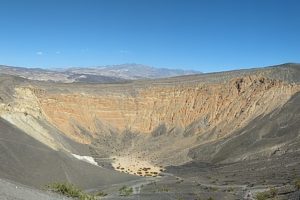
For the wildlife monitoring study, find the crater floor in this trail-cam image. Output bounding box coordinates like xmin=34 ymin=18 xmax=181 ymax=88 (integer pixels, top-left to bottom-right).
xmin=111 ymin=156 xmax=164 ymax=177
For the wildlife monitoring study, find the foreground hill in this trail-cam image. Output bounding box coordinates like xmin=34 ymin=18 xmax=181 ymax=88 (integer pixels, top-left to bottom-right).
xmin=0 ymin=63 xmax=300 ymax=199
xmin=0 ymin=112 xmax=137 ymax=189
xmin=0 ymin=178 xmax=71 ymax=200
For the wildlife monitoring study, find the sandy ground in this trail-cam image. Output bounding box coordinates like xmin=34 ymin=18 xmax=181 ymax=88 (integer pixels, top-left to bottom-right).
xmin=111 ymin=156 xmax=164 ymax=177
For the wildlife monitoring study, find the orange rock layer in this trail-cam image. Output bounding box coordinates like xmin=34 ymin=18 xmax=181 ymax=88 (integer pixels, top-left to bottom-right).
xmin=34 ymin=76 xmax=299 ymax=143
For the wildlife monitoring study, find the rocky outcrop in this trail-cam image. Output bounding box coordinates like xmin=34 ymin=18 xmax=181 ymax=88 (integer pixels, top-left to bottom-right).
xmin=0 ymin=87 xmax=65 ymax=150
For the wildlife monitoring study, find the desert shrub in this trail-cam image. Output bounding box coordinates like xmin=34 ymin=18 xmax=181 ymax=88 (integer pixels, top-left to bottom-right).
xmin=47 ymin=182 xmax=95 ymax=200
xmin=256 ymin=187 xmax=278 ymax=200
xmin=119 ymin=185 xmax=133 ymax=196
xmin=269 ymin=187 xmax=278 ymax=197
xmin=95 ymin=191 xmax=107 ymax=197
xmin=256 ymin=192 xmax=268 ymax=200
xmin=295 ymin=179 xmax=300 ymax=190
xmin=176 ymin=197 xmax=184 ymax=200
xmin=159 ymin=187 xmax=169 ymax=192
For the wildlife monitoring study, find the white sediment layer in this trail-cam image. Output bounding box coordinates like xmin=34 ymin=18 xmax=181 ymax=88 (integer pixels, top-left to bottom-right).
xmin=72 ymin=154 xmax=98 ymax=166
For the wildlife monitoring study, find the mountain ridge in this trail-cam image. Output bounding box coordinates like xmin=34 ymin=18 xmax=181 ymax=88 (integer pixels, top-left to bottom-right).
xmin=0 ymin=63 xmax=201 ymax=83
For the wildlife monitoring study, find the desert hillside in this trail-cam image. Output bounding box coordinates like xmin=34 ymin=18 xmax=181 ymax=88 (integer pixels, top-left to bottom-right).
xmin=0 ymin=63 xmax=300 ymax=199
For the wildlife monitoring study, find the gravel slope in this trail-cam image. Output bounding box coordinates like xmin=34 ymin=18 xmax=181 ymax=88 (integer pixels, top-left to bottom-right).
xmin=0 ymin=178 xmax=70 ymax=200
xmin=0 ymin=117 xmax=138 ymax=189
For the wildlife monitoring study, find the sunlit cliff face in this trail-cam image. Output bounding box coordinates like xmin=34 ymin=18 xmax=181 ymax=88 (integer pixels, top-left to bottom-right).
xmin=29 ymin=76 xmax=298 ymax=144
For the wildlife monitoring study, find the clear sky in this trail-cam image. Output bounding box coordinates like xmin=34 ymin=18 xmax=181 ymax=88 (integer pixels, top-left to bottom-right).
xmin=0 ymin=0 xmax=299 ymax=72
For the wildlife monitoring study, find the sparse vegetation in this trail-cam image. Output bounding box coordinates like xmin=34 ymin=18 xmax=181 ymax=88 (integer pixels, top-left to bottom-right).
xmin=255 ymin=187 xmax=278 ymax=200
xmin=158 ymin=186 xmax=169 ymax=192
xmin=295 ymin=178 xmax=300 ymax=190
xmin=176 ymin=196 xmax=184 ymax=200
xmin=255 ymin=192 xmax=268 ymax=200
xmin=46 ymin=182 xmax=96 ymax=200
xmin=176 ymin=179 xmax=184 ymax=184
xmin=269 ymin=187 xmax=278 ymax=197
xmin=95 ymin=191 xmax=107 ymax=197
xmin=119 ymin=185 xmax=133 ymax=196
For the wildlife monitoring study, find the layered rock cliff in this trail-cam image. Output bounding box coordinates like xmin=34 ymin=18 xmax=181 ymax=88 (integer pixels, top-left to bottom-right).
xmin=30 ymin=75 xmax=299 ymax=145
xmin=1 ymin=67 xmax=300 ymax=166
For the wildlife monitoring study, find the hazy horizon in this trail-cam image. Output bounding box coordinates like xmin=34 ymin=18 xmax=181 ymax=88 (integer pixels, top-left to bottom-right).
xmin=0 ymin=0 xmax=299 ymax=72
xmin=2 ymin=62 xmax=299 ymax=74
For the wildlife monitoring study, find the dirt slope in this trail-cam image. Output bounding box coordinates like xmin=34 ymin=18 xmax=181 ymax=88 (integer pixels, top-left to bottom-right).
xmin=0 ymin=117 xmax=137 ymax=189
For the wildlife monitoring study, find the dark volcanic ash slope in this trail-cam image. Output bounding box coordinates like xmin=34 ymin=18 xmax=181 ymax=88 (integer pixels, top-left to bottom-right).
xmin=163 ymin=92 xmax=300 ymax=199
xmin=0 ymin=178 xmax=71 ymax=200
xmin=189 ymin=91 xmax=300 ymax=164
xmin=0 ymin=117 xmax=137 ymax=189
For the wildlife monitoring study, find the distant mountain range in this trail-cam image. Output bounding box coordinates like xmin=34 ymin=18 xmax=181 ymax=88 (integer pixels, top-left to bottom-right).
xmin=0 ymin=64 xmax=200 ymax=83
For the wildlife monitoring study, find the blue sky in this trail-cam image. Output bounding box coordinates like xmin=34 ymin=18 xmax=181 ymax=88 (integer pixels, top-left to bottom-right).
xmin=0 ymin=0 xmax=299 ymax=72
